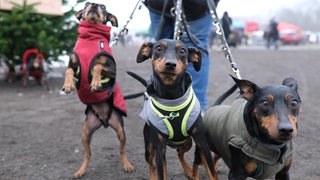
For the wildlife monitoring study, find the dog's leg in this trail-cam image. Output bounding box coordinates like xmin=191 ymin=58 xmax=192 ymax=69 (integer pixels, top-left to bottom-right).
xmin=143 ymin=124 xmax=157 ymax=180
xmin=153 ymin=132 xmax=167 ymax=180
xmin=192 ymin=146 xmax=218 ymax=180
xmin=191 ymin=120 xmax=218 ymax=180
xmin=73 ymin=112 xmax=102 ymax=178
xmin=192 ymin=148 xmax=201 ymax=180
xmin=33 ymin=59 xmax=44 ymax=86
xmin=63 ymin=54 xmax=78 ymax=93
xmin=146 ymin=125 xmax=167 ymax=180
xmin=177 ymin=138 xmax=193 ymax=179
xmin=23 ymin=72 xmax=29 ymax=88
xmin=90 ymin=64 xmax=104 ymax=91
xmin=35 ymin=75 xmax=42 ymax=85
xmin=34 ymin=72 xmax=45 ymax=87
xmin=155 ymin=143 xmax=167 ymax=180
xmin=213 ymin=154 xmax=221 ymax=174
xmin=90 ymin=55 xmax=116 ymax=92
xmin=275 ymin=167 xmax=290 ymax=180
xmin=63 ymin=68 xmax=75 ymax=93
xmin=39 ymin=70 xmax=50 ymax=91
xmin=275 ymin=155 xmax=292 ymax=180
xmin=228 ymin=146 xmax=250 ymax=180
xmin=108 ymin=110 xmax=134 ymax=172
xmin=42 ymin=75 xmax=50 ymax=91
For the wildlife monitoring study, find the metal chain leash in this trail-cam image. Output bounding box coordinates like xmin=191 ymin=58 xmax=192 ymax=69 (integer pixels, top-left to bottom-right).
xmin=171 ymin=0 xmax=207 ymax=52
xmin=109 ymin=0 xmax=143 ymax=47
xmin=110 ymin=0 xmax=241 ymax=79
xmin=206 ymin=0 xmax=242 ymax=79
xmin=172 ymin=0 xmax=183 ymax=40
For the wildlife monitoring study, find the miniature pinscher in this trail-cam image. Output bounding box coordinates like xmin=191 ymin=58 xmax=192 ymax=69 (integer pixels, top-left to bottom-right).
xmin=129 ymin=39 xmax=218 ymax=179
xmin=197 ymin=76 xmax=301 ymax=179
xmin=61 ymin=2 xmax=134 ymax=178
xmin=21 ymin=48 xmax=49 ymax=90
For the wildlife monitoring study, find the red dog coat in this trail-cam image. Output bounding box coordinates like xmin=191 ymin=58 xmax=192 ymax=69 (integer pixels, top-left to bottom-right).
xmin=21 ymin=48 xmax=45 ymax=78
xmin=74 ymin=20 xmax=126 ymax=116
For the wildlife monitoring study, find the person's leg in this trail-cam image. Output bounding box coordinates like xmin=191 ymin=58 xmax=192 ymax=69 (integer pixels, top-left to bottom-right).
xmin=274 ymin=39 xmax=279 ymax=50
xmin=183 ymin=15 xmax=212 ymax=112
xmin=149 ymin=11 xmax=174 ymax=40
xmin=266 ymin=37 xmax=271 ymax=49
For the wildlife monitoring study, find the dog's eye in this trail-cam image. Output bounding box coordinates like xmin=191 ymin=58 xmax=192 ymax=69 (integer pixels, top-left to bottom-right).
xmin=178 ymin=48 xmax=187 ymax=56
xmin=85 ymin=2 xmax=90 ymax=7
xmin=260 ymin=100 xmax=270 ymax=108
xmin=100 ymin=4 xmax=106 ymax=10
xmin=155 ymin=46 xmax=163 ymax=52
xmin=290 ymin=99 xmax=299 ymax=108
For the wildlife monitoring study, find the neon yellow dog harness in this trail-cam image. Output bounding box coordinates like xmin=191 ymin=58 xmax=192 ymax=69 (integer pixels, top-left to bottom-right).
xmin=140 ymin=86 xmax=201 ymax=147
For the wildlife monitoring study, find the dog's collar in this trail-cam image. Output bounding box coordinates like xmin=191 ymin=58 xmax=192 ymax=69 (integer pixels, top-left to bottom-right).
xmin=78 ymin=20 xmax=111 ymax=42
xmin=230 ymin=107 xmax=294 ymax=166
xmin=79 ymin=20 xmax=110 ymax=30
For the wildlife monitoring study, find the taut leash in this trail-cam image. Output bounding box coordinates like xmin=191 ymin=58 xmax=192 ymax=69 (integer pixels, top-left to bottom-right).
xmin=206 ymin=0 xmax=242 ymax=79
xmin=109 ymin=0 xmax=143 ymax=47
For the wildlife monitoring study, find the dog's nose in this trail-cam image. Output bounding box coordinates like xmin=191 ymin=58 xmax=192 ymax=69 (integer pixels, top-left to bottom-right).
xmin=279 ymin=124 xmax=293 ymax=136
xmin=165 ymin=61 xmax=177 ymax=69
xmin=91 ymin=3 xmax=98 ymax=8
xmin=165 ymin=60 xmax=176 ymax=69
xmin=279 ymin=127 xmax=293 ymax=133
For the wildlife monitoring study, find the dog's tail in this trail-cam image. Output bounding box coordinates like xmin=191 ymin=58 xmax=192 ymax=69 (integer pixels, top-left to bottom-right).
xmin=213 ymin=84 xmax=238 ymax=106
xmin=123 ymin=71 xmax=147 ymax=100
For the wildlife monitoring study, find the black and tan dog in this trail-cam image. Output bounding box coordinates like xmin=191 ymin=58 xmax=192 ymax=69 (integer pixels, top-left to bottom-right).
xmin=195 ymin=76 xmax=301 ymax=179
xmin=129 ymin=39 xmax=217 ymax=179
xmin=21 ymin=48 xmax=49 ymax=90
xmin=62 ymin=2 xmax=134 ymax=178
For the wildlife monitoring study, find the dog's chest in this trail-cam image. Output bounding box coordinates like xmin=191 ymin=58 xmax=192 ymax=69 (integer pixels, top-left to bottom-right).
xmin=140 ymin=86 xmax=201 ymax=144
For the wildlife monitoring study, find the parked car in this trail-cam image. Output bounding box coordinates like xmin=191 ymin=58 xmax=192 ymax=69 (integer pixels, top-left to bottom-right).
xmin=277 ymin=22 xmax=303 ymax=45
xmin=279 ymin=29 xmax=303 ymax=45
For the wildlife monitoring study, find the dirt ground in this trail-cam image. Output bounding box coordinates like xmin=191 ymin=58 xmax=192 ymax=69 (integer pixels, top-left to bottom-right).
xmin=1 ymin=44 xmax=320 ymax=180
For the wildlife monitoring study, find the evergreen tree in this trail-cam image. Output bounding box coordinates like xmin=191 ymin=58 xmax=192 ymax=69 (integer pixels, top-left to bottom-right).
xmin=0 ymin=0 xmax=86 ymax=68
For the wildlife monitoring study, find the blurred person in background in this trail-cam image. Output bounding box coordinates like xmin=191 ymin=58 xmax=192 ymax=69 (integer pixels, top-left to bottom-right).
xmin=221 ymin=11 xmax=233 ymax=45
xmin=266 ymin=17 xmax=279 ymax=49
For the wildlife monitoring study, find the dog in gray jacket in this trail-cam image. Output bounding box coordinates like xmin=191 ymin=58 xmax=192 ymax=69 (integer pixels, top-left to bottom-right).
xmin=195 ymin=76 xmax=301 ymax=180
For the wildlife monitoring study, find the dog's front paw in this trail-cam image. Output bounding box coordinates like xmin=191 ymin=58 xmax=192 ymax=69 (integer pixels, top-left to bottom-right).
xmin=123 ymin=161 xmax=134 ymax=173
xmin=90 ymin=78 xmax=101 ymax=92
xmin=188 ymin=176 xmax=199 ymax=180
xmin=73 ymin=170 xmax=85 ymax=178
xmin=90 ymin=64 xmax=104 ymax=92
xmin=62 ymin=69 xmax=75 ymax=94
xmin=62 ymin=79 xmax=75 ymax=94
xmin=185 ymin=173 xmax=194 ymax=180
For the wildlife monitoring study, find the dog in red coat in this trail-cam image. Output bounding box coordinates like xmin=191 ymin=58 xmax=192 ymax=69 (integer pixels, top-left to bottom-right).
xmin=61 ymin=2 xmax=134 ymax=178
xmin=21 ymin=48 xmax=49 ymax=90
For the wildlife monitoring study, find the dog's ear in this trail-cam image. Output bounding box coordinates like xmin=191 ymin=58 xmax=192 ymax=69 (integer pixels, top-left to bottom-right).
xmin=282 ymin=77 xmax=298 ymax=92
xmin=282 ymin=77 xmax=301 ymax=101
xmin=75 ymin=9 xmax=84 ymax=21
xmin=106 ymin=13 xmax=118 ymax=27
xmin=231 ymin=75 xmax=259 ymax=100
xmin=136 ymin=42 xmax=154 ymax=63
xmin=188 ymin=47 xmax=202 ymax=71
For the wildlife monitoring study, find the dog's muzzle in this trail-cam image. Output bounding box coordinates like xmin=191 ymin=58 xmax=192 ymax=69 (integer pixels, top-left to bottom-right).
xmin=165 ymin=59 xmax=177 ymax=70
